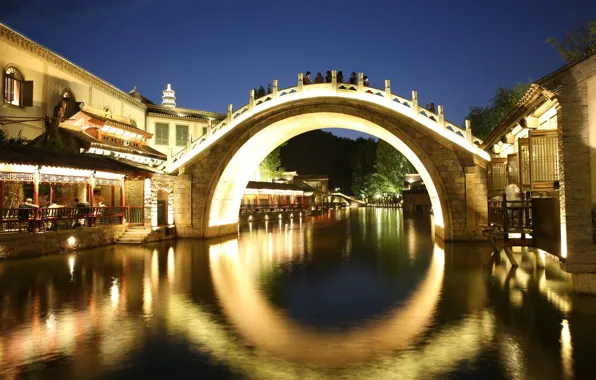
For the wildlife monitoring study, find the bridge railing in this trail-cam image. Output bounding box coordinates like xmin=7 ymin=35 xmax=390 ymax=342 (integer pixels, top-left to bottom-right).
xmin=169 ymin=71 xmax=486 ymax=170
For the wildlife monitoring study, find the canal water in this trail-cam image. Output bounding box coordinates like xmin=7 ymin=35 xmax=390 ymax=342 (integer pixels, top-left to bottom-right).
xmin=1 ymin=208 xmax=595 ymax=379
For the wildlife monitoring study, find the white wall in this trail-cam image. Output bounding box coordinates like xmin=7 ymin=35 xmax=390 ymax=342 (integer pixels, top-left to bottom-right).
xmin=0 ymin=38 xmax=146 ymax=140
xmin=146 ymin=115 xmax=210 ymax=156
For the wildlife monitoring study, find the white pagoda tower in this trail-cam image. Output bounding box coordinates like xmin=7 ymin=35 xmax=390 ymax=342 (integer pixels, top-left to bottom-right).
xmin=161 ymin=84 xmax=176 ymax=108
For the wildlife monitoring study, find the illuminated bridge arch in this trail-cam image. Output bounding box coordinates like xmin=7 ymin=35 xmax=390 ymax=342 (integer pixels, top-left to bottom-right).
xmin=169 ymin=72 xmax=489 ymax=240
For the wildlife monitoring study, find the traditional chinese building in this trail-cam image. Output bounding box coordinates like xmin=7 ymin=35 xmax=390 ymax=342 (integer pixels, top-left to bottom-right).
xmin=402 ymin=174 xmax=431 ymax=214
xmin=481 ymin=48 xmax=596 ymax=293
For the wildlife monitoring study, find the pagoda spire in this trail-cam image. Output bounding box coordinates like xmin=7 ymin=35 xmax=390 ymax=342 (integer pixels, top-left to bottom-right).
xmin=161 ymin=84 xmax=176 ymax=108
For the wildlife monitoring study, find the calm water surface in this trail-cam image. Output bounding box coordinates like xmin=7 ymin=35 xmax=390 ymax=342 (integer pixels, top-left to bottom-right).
xmin=1 ymin=208 xmax=595 ymax=379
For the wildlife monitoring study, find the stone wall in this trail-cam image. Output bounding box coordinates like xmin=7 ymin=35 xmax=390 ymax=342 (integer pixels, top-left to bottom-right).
xmin=180 ymin=98 xmax=489 ymax=241
xmin=540 ymin=52 xmax=596 ymax=293
xmin=0 ymin=224 xmax=126 ymax=260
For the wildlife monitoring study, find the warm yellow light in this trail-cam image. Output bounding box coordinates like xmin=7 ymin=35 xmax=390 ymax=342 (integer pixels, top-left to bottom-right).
xmin=67 ymin=236 xmax=76 ymax=247
xmin=110 ymin=279 xmax=120 ymax=307
xmin=168 ymin=82 xmax=489 ymax=174
xmin=68 ymin=255 xmax=75 ymax=276
xmin=206 ymin=113 xmax=447 ymax=239
xmin=561 ymin=319 xmax=573 ymax=379
xmin=560 ymin=223 xmax=567 ymax=259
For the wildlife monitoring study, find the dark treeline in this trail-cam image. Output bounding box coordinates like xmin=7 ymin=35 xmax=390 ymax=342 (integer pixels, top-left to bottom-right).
xmin=279 ymin=130 xmax=358 ymax=193
xmin=279 ymin=130 xmax=414 ymax=199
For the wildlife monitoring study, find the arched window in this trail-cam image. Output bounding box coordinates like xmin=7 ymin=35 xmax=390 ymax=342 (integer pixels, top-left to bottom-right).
xmin=4 ymin=66 xmax=32 ymax=107
xmin=61 ymin=89 xmax=81 ymax=118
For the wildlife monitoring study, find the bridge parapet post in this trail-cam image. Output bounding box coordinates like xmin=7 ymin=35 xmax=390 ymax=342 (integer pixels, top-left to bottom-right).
xmin=332 ymin=70 xmax=337 ymax=91
xmin=438 ymin=105 xmax=445 ymax=129
xmin=207 ymin=118 xmax=213 ymax=138
xmin=297 ymin=73 xmax=304 ymax=93
xmin=249 ymin=89 xmax=255 ymax=111
xmin=465 ymin=120 xmax=472 ymax=143
xmin=186 ymin=134 xmax=191 ymax=152
xmin=412 ymin=90 xmax=419 ymax=114
xmin=358 ymin=72 xmax=364 ymax=91
xmin=272 ymin=80 xmax=278 ymax=97
xmin=385 ymin=79 xmax=391 ymax=98
xmin=227 ymin=104 xmax=233 ymax=125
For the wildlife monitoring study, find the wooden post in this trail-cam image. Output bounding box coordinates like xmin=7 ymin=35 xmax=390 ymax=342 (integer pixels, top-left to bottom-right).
xmin=503 ymin=192 xmax=508 ymax=242
xmin=33 ymin=169 xmax=39 ymax=206
xmin=121 ymin=178 xmax=126 ymax=207
xmin=49 ymin=184 xmax=54 ymax=203
xmin=111 ymin=185 xmax=116 ymax=207
xmin=0 ymin=180 xmax=3 ymax=224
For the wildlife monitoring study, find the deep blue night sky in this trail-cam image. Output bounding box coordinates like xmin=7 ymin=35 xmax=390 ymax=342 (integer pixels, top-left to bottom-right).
xmin=3 ymin=0 xmax=595 ymax=139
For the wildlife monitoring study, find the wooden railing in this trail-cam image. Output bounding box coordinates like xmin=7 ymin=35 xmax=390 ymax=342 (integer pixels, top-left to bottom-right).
xmin=0 ymin=206 xmax=145 ymax=233
xmin=239 ymin=204 xmax=304 ymax=213
xmin=168 ymin=71 xmax=488 ymax=172
xmin=126 ymin=206 xmax=145 ymax=226
xmin=487 ymin=193 xmax=533 ymax=242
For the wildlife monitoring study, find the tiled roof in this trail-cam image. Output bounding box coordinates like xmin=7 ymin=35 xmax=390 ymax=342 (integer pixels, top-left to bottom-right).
xmin=91 ymin=141 xmax=167 ymax=160
xmin=0 ymin=144 xmax=153 ymax=176
xmin=57 ymin=123 xmax=167 ymax=160
xmin=77 ymin=107 xmax=152 ymax=137
xmin=147 ymin=104 xmax=225 ymax=122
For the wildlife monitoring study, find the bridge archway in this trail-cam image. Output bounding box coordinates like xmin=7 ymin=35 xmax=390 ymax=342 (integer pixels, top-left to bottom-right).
xmin=210 ymin=112 xmax=449 ymax=237
xmin=178 ymin=93 xmax=488 ymax=241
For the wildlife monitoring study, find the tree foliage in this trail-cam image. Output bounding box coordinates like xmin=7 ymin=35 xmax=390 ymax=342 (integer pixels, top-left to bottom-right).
xmin=259 ymin=143 xmax=287 ymax=182
xmin=465 ymin=82 xmax=531 ymax=139
xmin=546 ymin=21 xmax=596 ymax=62
xmin=359 ymin=173 xmax=396 ymax=200
xmin=351 ymin=139 xmax=417 ymax=200
xmin=374 ymin=140 xmax=416 ymax=193
xmin=0 ymin=129 xmax=30 ymax=145
xmin=350 ymin=137 xmax=377 ymax=195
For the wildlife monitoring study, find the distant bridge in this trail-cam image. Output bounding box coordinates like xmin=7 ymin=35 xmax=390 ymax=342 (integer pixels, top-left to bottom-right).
xmin=329 ymin=192 xmax=366 ymax=206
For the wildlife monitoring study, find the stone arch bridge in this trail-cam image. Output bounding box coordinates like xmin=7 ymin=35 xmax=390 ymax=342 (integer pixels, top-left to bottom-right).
xmin=169 ymin=72 xmax=490 ymax=241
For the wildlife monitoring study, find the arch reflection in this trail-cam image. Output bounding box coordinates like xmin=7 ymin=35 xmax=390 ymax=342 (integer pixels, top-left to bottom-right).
xmin=208 ymin=236 xmax=446 ymax=366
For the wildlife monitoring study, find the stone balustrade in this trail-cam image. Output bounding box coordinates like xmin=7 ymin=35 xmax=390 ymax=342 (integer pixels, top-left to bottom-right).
xmin=168 ymin=71 xmax=488 ymax=173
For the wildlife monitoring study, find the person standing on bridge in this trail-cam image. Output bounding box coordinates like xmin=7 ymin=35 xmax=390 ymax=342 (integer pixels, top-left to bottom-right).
xmin=348 ymin=72 xmax=357 ymax=85
xmin=303 ymin=71 xmax=312 ymax=85
xmin=315 ymin=73 xmax=324 ymax=83
xmin=337 ymin=71 xmax=344 ymax=83
xmin=325 ymin=71 xmax=332 ymax=83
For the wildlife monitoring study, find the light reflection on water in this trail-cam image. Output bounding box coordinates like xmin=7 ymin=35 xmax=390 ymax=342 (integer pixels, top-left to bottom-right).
xmin=0 ymin=208 xmax=593 ymax=379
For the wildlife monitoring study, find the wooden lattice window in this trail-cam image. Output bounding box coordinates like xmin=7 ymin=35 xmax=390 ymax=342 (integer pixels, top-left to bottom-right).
xmin=531 ymin=131 xmax=559 ymax=184
xmin=518 ymin=131 xmax=559 ymax=191
xmin=518 ymin=139 xmax=530 ymax=189
xmin=489 ymin=158 xmax=507 ymax=196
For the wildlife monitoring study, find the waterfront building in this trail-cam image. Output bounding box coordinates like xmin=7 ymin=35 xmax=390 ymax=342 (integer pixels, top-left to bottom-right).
xmin=481 ymin=48 xmax=596 ymax=292
xmin=402 ymin=173 xmax=431 ymax=214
